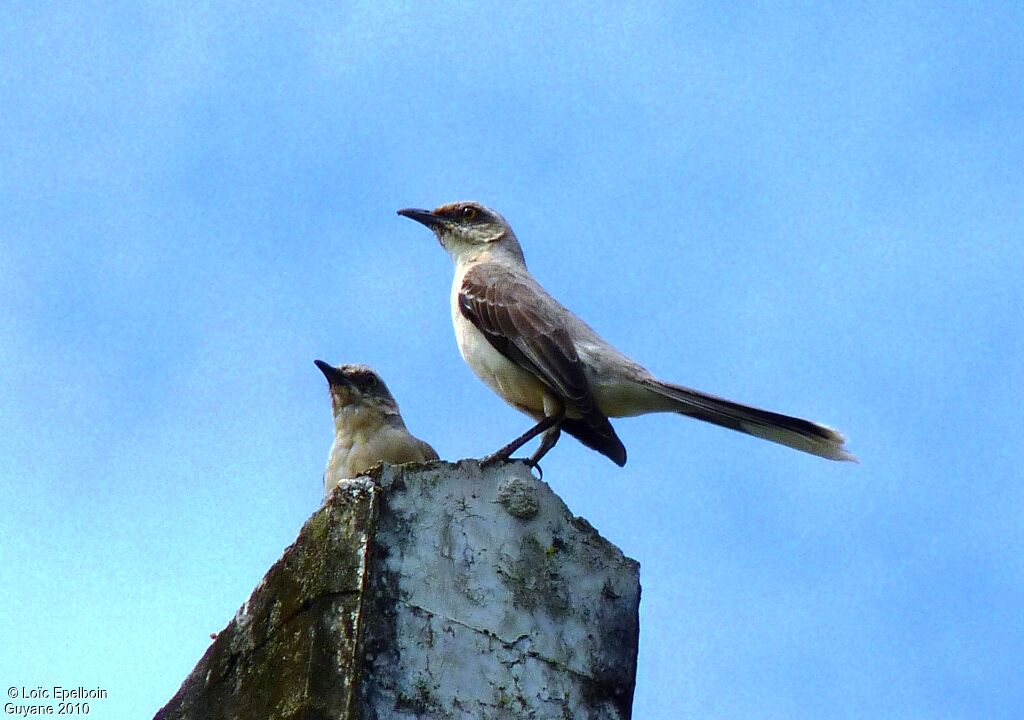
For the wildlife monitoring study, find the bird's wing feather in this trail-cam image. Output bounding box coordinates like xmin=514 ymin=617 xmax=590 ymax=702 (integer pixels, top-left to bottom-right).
xmin=459 ymin=264 xmax=626 ymax=465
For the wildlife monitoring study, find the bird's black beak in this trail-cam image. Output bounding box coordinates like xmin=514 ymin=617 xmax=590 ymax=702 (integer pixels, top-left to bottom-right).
xmin=397 ymin=207 xmax=444 ymax=229
xmin=314 ymin=359 xmax=348 ymax=387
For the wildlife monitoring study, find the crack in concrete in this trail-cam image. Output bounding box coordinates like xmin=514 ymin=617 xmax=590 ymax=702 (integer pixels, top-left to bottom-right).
xmin=400 ymin=600 xmax=603 ymax=685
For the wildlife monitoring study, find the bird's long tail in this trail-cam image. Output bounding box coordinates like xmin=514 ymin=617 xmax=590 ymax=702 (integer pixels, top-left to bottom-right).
xmin=643 ymin=379 xmax=857 ymax=462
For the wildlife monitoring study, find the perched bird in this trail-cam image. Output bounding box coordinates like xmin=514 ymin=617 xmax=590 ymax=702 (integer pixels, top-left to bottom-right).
xmin=397 ymin=201 xmax=855 ymax=468
xmin=315 ymin=360 xmax=438 ymax=496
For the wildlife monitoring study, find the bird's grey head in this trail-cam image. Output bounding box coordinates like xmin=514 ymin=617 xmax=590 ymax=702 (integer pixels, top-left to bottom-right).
xmin=397 ymin=201 xmax=525 ymax=264
xmin=314 ymin=360 xmax=399 ymax=416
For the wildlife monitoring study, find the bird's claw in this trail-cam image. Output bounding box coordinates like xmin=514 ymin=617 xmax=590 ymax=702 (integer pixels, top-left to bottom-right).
xmin=479 ymin=453 xmax=543 ymax=480
xmin=526 ymin=458 xmax=544 ymax=480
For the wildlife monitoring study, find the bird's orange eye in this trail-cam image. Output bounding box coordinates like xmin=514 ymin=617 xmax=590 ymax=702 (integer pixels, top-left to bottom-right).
xmin=461 ymin=206 xmax=477 ymax=221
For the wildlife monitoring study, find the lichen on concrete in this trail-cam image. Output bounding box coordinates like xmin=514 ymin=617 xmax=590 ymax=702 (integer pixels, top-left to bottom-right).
xmin=154 ymin=478 xmax=380 ymax=720
xmin=497 ymin=476 xmax=540 ymax=519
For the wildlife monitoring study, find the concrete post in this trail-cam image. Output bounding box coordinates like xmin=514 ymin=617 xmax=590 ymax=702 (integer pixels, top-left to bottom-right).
xmin=155 ymin=461 xmax=640 ymax=720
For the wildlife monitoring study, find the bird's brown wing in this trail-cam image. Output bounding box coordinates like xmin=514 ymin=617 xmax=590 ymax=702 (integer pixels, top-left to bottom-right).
xmin=459 ymin=263 xmax=626 ymax=465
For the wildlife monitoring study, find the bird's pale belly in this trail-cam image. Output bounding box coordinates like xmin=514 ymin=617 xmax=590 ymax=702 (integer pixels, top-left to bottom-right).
xmin=326 ymin=425 xmax=430 ymax=492
xmin=452 ymin=311 xmax=554 ymax=418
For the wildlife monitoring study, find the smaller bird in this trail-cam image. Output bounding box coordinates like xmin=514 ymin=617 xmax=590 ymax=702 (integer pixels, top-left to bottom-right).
xmin=315 ymin=360 xmax=438 ymax=497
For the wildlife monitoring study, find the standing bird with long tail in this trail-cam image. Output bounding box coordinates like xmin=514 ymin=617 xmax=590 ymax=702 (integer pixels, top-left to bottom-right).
xmin=398 ymin=201 xmax=855 ymax=470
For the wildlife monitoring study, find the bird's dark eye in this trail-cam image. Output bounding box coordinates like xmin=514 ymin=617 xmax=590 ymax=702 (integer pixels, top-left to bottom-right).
xmin=461 ymin=206 xmax=478 ymax=221
xmin=365 ymin=375 xmax=379 ymax=388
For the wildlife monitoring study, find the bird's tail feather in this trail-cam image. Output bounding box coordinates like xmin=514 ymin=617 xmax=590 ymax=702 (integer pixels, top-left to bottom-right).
xmin=644 ymin=379 xmax=857 ymax=462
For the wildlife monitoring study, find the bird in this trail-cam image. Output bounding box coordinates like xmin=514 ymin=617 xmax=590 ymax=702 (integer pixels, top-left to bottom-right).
xmin=315 ymin=360 xmax=439 ymax=497
xmin=397 ymin=201 xmax=855 ymax=469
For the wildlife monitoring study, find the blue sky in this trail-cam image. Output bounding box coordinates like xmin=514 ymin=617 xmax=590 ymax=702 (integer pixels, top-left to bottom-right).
xmin=2 ymin=2 xmax=1022 ymax=717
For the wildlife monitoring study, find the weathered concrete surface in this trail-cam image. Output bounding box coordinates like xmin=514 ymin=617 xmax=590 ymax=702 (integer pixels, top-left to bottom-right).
xmin=154 ymin=478 xmax=379 ymax=720
xmin=155 ymin=461 xmax=640 ymax=720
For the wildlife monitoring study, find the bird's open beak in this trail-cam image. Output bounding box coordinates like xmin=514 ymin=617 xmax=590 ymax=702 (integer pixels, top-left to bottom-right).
xmin=397 ymin=207 xmax=444 ymax=229
xmin=314 ymin=359 xmax=348 ymax=387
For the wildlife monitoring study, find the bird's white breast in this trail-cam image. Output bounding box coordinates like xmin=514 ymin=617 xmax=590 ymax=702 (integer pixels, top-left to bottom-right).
xmin=325 ymin=408 xmax=432 ymax=495
xmin=450 ymin=263 xmax=551 ymax=417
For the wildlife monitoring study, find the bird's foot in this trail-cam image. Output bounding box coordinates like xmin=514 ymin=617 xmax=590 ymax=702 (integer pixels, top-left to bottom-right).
xmin=479 ymin=452 xmax=543 ymax=479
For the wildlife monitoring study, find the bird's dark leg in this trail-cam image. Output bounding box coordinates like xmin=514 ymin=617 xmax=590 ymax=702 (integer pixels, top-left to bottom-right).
xmin=524 ymin=425 xmax=562 ymax=480
xmin=481 ymin=411 xmax=565 ymax=468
